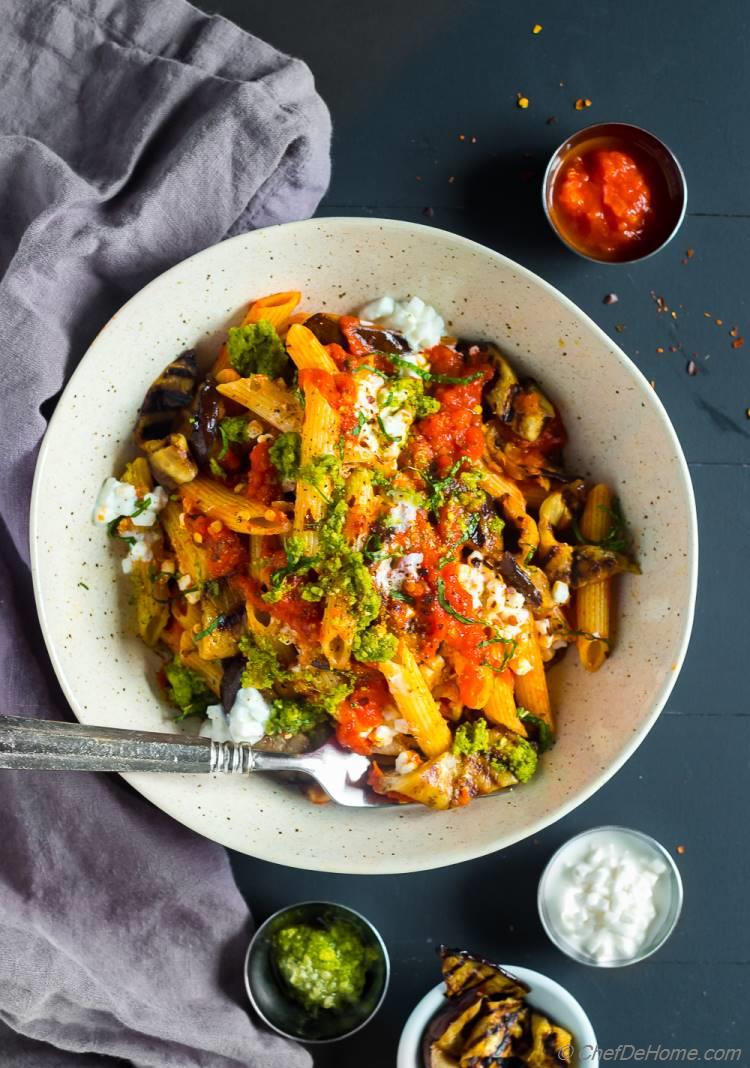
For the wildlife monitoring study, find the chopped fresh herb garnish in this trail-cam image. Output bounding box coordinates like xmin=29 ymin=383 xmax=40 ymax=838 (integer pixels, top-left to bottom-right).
xmin=353 ymin=410 xmax=367 ymax=436
xmin=564 ymin=627 xmax=611 ymax=646
xmin=362 ymin=534 xmax=396 ymax=564
xmin=573 ymin=498 xmax=632 ymax=555
xmin=517 ymin=708 xmax=555 ymax=752
xmin=387 ymin=352 xmax=484 ymax=385
xmin=195 ymin=613 xmax=229 ymax=641
xmin=208 ymin=458 xmax=225 ymax=479
xmin=77 ymin=581 xmax=89 ymax=590
xmin=390 ymin=589 xmax=414 ymax=604
xmin=131 ymin=496 xmax=152 ymax=518
xmin=436 ymin=576 xmax=484 ymax=626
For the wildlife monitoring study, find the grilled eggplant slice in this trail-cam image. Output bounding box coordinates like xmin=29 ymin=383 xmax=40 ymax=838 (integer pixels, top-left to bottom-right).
xmin=539 ymin=490 xmax=639 ymax=589
xmin=189 ymin=379 xmax=222 ymax=466
xmin=372 ymin=748 xmax=518 ymax=809
xmin=494 ymin=552 xmax=542 ymax=607
xmin=439 ymin=948 xmax=530 ymax=1001
xmin=146 ymin=432 xmax=198 ymax=489
xmin=423 ymin=990 xmax=485 ymax=1065
xmin=134 ymin=351 xmax=198 ymax=448
xmin=527 ymin=1012 xmax=574 ymax=1066
xmin=460 ymin=997 xmax=528 ymax=1066
xmin=304 ymin=312 xmax=346 ymax=347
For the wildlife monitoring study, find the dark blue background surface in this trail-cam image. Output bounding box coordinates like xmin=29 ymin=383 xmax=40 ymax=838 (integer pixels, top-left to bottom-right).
xmin=206 ymin=2 xmax=749 ymax=1063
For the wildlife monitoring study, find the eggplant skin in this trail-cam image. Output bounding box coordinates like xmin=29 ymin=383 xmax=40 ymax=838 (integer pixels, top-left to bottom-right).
xmin=189 ymin=380 xmax=222 ymax=466
xmin=304 ymin=312 xmax=345 ymax=347
xmin=438 ymin=947 xmax=530 ymax=1001
xmin=422 ymin=990 xmax=484 ymax=1067
xmin=134 ymin=351 xmax=198 ymax=448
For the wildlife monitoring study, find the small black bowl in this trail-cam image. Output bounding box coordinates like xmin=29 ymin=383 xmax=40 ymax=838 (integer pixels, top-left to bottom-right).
xmin=244 ymin=901 xmax=390 ymax=1043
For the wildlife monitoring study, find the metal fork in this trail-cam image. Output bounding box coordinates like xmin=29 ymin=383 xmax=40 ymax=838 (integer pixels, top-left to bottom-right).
xmin=0 ymin=716 xmax=386 ymax=807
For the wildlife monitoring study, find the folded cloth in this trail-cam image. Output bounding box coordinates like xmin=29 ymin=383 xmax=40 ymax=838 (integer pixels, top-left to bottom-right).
xmin=0 ymin=0 xmax=330 ymax=1063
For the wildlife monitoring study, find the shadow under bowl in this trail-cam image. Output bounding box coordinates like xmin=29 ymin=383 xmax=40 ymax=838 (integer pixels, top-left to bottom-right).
xmin=244 ymin=900 xmax=390 ymax=1043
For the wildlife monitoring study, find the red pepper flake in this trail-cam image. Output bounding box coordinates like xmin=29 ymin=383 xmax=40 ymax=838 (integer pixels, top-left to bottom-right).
xmin=650 ymin=291 xmax=669 ymax=313
xmin=458 ymin=134 xmax=465 ymax=141
xmin=656 ymin=346 xmax=665 ymax=354
xmin=676 ymin=845 xmax=686 ymax=855
xmin=575 ymin=98 xmax=592 ymax=110
xmin=686 ymin=360 xmax=698 ymax=376
xmin=603 ymin=292 xmax=619 ymax=305
xmin=715 ymin=318 xmax=723 ymax=326
xmin=730 ymin=326 xmax=739 ymax=337
xmin=732 ymin=337 xmax=745 ymax=349
xmin=615 ymin=324 xmax=625 ymax=333
xmin=686 ymin=248 xmax=694 ymax=258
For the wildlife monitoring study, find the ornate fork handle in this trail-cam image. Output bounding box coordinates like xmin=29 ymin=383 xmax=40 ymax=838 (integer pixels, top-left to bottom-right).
xmin=0 ymin=715 xmax=307 ymax=777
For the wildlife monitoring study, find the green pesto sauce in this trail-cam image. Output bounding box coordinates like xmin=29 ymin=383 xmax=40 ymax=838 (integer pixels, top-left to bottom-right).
xmin=273 ymin=920 xmax=376 ymax=1013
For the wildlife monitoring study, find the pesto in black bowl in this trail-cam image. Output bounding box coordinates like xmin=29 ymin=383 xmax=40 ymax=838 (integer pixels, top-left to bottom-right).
xmin=245 ymin=901 xmax=390 ymax=1043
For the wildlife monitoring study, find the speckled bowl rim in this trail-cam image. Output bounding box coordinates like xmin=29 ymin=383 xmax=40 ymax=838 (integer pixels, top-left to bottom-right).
xmin=29 ymin=217 xmax=698 ymax=873
xmin=396 ymin=966 xmax=597 ymax=1068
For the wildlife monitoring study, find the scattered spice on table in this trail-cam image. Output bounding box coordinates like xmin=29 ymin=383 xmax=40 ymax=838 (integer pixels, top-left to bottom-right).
xmin=686 ymin=360 xmax=697 ymax=376
xmin=676 ymin=845 xmax=686 ymax=855
xmin=517 ymin=93 xmax=529 ymax=109
xmin=745 ymin=408 xmax=750 ymax=419
xmin=448 ymin=175 xmax=455 ymax=183
xmin=656 ymin=346 xmax=664 ymax=354
xmin=575 ymin=98 xmax=592 ymax=110
xmin=422 ymin=206 xmax=434 ymax=218
xmin=732 ymin=337 xmax=745 ymax=349
xmin=730 ymin=326 xmax=739 ymax=337
xmin=458 ymin=133 xmax=465 ymax=141
xmin=532 ymin=23 xmax=543 ymax=33
xmin=651 ymin=291 xmax=669 ymax=313
xmin=470 ymin=136 xmax=477 ymax=143
xmin=715 ymin=318 xmax=723 ymax=326
xmin=615 ymin=324 xmax=625 ymax=332
xmin=603 ymin=292 xmax=619 ymax=305
xmin=546 ymin=115 xmax=558 ymax=125
xmin=681 ymin=248 xmax=695 ymax=264
xmin=669 ymin=344 xmax=680 ymax=352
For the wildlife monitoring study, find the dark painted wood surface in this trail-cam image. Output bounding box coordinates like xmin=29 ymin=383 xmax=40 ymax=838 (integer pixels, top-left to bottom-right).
xmin=203 ymin=2 xmax=750 ymax=1063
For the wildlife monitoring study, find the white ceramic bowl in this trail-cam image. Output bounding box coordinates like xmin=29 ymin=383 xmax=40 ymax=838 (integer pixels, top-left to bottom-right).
xmin=397 ymin=966 xmax=596 ymax=1068
xmin=30 ymin=217 xmax=697 ymax=874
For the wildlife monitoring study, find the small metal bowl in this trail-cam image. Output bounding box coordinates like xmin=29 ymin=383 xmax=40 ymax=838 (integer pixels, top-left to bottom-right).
xmin=542 ymin=122 xmax=687 ymax=263
xmin=244 ymin=900 xmax=390 ymax=1043
xmin=538 ymin=826 xmax=684 ymax=967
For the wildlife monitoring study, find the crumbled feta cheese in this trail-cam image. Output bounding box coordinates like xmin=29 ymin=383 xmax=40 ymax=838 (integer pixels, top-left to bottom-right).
xmin=513 ymin=658 xmax=532 ymax=676
xmin=121 ymin=531 xmax=160 ymax=574
xmin=369 ymin=724 xmax=396 ymax=748
xmin=456 ymin=563 xmax=485 ymax=611
xmin=199 ymin=687 xmax=272 ymax=745
xmin=395 ymin=750 xmax=422 ymax=775
xmin=359 ymin=295 xmax=445 ymax=351
xmin=552 ymin=580 xmax=570 ymax=604
xmin=93 ymin=477 xmax=167 ymax=527
xmin=372 ymin=553 xmax=423 ymax=594
xmin=385 ymin=499 xmax=419 ymax=533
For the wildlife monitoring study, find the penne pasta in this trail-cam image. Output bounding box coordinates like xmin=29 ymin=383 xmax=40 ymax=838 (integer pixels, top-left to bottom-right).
xmin=320 ymin=592 xmax=357 ymax=670
xmin=576 ymin=483 xmax=613 ymax=672
xmin=378 ymin=642 xmax=452 ymax=758
xmin=513 ymin=621 xmax=553 ymax=729
xmin=285 ymin=323 xmax=338 ymax=373
xmin=216 ymin=375 xmax=302 ymax=432
xmin=484 ymin=671 xmax=528 ymax=736
xmin=294 ymin=383 xmax=339 ymax=554
xmin=161 ymin=501 xmax=208 ymax=588
xmin=243 ymin=291 xmax=301 ymax=332
xmin=184 ymin=477 xmax=290 ymax=535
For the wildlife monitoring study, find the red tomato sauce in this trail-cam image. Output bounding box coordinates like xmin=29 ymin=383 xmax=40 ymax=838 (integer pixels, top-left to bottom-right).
xmin=245 ymin=440 xmax=280 ymax=506
xmin=298 ymin=367 xmax=358 ymax=433
xmin=550 ymin=136 xmax=675 ymax=261
xmin=335 ymin=676 xmax=391 ymax=754
xmin=403 ymin=345 xmax=491 ymax=475
xmin=182 ymin=514 xmax=247 ymax=579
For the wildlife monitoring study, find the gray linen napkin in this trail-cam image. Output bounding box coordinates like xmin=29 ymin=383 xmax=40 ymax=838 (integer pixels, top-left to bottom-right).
xmin=0 ymin=0 xmax=331 ymax=1063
